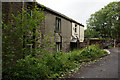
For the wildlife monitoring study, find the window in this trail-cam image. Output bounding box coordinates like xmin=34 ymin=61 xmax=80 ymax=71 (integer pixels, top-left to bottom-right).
xmin=75 ymin=24 xmax=77 ymax=33
xmin=56 ymin=42 xmax=61 ymax=51
xmin=26 ymin=44 xmax=33 ymax=53
xmin=27 ymin=44 xmax=33 ymax=49
xmin=27 ymin=4 xmax=33 ymax=18
xmin=27 ymin=9 xmax=32 ymax=18
xmin=55 ymin=17 xmax=61 ymax=32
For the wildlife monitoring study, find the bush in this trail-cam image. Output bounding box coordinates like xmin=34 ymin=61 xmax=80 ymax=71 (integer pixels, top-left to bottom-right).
xmin=3 ymin=55 xmax=52 ymax=80
xmin=40 ymin=52 xmax=76 ymax=78
xmin=80 ymin=45 xmax=107 ymax=60
xmin=68 ymin=50 xmax=82 ymax=62
xmin=3 ymin=45 xmax=107 ymax=79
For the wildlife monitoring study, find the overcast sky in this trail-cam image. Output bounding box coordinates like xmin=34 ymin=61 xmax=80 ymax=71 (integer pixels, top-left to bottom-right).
xmin=36 ymin=0 xmax=119 ymax=29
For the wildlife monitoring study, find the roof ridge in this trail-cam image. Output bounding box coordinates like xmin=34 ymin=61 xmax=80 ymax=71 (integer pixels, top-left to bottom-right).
xmin=36 ymin=2 xmax=84 ymax=26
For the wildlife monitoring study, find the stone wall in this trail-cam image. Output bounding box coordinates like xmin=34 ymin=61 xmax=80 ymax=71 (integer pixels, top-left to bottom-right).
xmin=2 ymin=2 xmax=77 ymax=52
xmin=2 ymin=2 xmax=23 ymax=23
xmin=44 ymin=11 xmax=72 ymax=52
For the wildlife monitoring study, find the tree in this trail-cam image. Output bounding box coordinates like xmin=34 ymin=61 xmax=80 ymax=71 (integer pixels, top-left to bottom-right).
xmin=86 ymin=2 xmax=120 ymax=39
xmin=84 ymin=27 xmax=100 ymax=38
xmin=2 ymin=4 xmax=47 ymax=74
xmin=2 ymin=4 xmax=56 ymax=79
xmin=3 ymin=5 xmax=45 ymax=56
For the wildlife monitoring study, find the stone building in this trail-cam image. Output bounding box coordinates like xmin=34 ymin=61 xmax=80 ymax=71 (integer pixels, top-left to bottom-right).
xmin=2 ymin=2 xmax=84 ymax=52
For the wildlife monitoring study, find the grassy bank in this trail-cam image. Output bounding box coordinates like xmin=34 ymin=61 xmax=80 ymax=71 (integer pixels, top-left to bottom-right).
xmin=3 ymin=45 xmax=108 ymax=80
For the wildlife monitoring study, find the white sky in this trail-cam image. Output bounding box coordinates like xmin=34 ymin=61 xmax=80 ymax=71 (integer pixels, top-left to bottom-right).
xmin=36 ymin=0 xmax=119 ymax=29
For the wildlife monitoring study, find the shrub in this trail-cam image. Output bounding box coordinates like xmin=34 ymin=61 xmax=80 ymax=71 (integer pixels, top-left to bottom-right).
xmin=68 ymin=50 xmax=82 ymax=62
xmin=3 ymin=45 xmax=107 ymax=79
xmin=5 ymin=55 xmax=52 ymax=80
xmin=40 ymin=52 xmax=76 ymax=78
xmin=80 ymin=44 xmax=107 ymax=60
xmin=57 ymin=53 xmax=76 ymax=72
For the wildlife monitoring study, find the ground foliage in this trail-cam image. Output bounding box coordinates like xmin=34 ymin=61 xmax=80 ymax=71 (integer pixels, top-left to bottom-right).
xmin=2 ymin=5 xmax=54 ymax=79
xmin=3 ymin=45 xmax=108 ymax=80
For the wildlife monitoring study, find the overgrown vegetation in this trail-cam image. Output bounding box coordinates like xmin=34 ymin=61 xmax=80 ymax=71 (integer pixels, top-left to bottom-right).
xmin=2 ymin=5 xmax=54 ymax=79
xmin=3 ymin=45 xmax=108 ymax=79
xmin=2 ymin=3 xmax=108 ymax=80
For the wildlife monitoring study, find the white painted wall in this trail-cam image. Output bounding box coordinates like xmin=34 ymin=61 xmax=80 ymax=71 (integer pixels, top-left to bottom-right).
xmin=71 ymin=22 xmax=84 ymax=42
xmin=72 ymin=22 xmax=79 ymax=39
xmin=79 ymin=26 xmax=84 ymax=42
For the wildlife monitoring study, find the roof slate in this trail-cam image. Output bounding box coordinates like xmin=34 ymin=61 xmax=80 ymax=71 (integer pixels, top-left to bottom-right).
xmin=36 ymin=2 xmax=84 ymax=27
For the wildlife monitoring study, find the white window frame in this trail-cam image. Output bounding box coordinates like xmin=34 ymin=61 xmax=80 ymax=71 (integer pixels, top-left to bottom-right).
xmin=75 ymin=24 xmax=77 ymax=33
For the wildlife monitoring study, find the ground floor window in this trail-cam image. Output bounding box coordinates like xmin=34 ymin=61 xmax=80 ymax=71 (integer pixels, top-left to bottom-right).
xmin=56 ymin=42 xmax=61 ymax=51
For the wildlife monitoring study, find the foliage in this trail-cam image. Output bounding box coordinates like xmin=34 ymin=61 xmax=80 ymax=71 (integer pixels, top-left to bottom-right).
xmin=2 ymin=3 xmax=108 ymax=80
xmin=68 ymin=44 xmax=107 ymax=61
xmin=2 ymin=5 xmax=45 ymax=60
xmin=80 ymin=45 xmax=107 ymax=60
xmin=3 ymin=55 xmax=52 ymax=80
xmin=86 ymin=2 xmax=120 ymax=39
xmin=2 ymin=5 xmax=55 ymax=79
xmin=3 ymin=45 xmax=107 ymax=79
xmin=84 ymin=27 xmax=100 ymax=38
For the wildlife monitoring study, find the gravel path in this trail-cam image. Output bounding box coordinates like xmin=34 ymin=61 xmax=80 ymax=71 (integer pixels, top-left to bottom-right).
xmin=63 ymin=48 xmax=119 ymax=78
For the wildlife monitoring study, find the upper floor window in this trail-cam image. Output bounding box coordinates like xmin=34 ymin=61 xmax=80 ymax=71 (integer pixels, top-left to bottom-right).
xmin=55 ymin=17 xmax=61 ymax=32
xmin=75 ymin=24 xmax=77 ymax=33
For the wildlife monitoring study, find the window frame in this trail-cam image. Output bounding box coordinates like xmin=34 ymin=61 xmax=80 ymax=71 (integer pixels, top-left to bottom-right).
xmin=27 ymin=9 xmax=33 ymax=18
xmin=27 ymin=3 xmax=33 ymax=19
xmin=56 ymin=42 xmax=61 ymax=51
xmin=75 ymin=24 xmax=77 ymax=33
xmin=55 ymin=17 xmax=61 ymax=33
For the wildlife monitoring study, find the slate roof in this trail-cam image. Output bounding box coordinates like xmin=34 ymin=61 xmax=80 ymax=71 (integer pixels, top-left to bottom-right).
xmin=25 ymin=0 xmax=84 ymax=26
xmin=36 ymin=2 xmax=84 ymax=27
